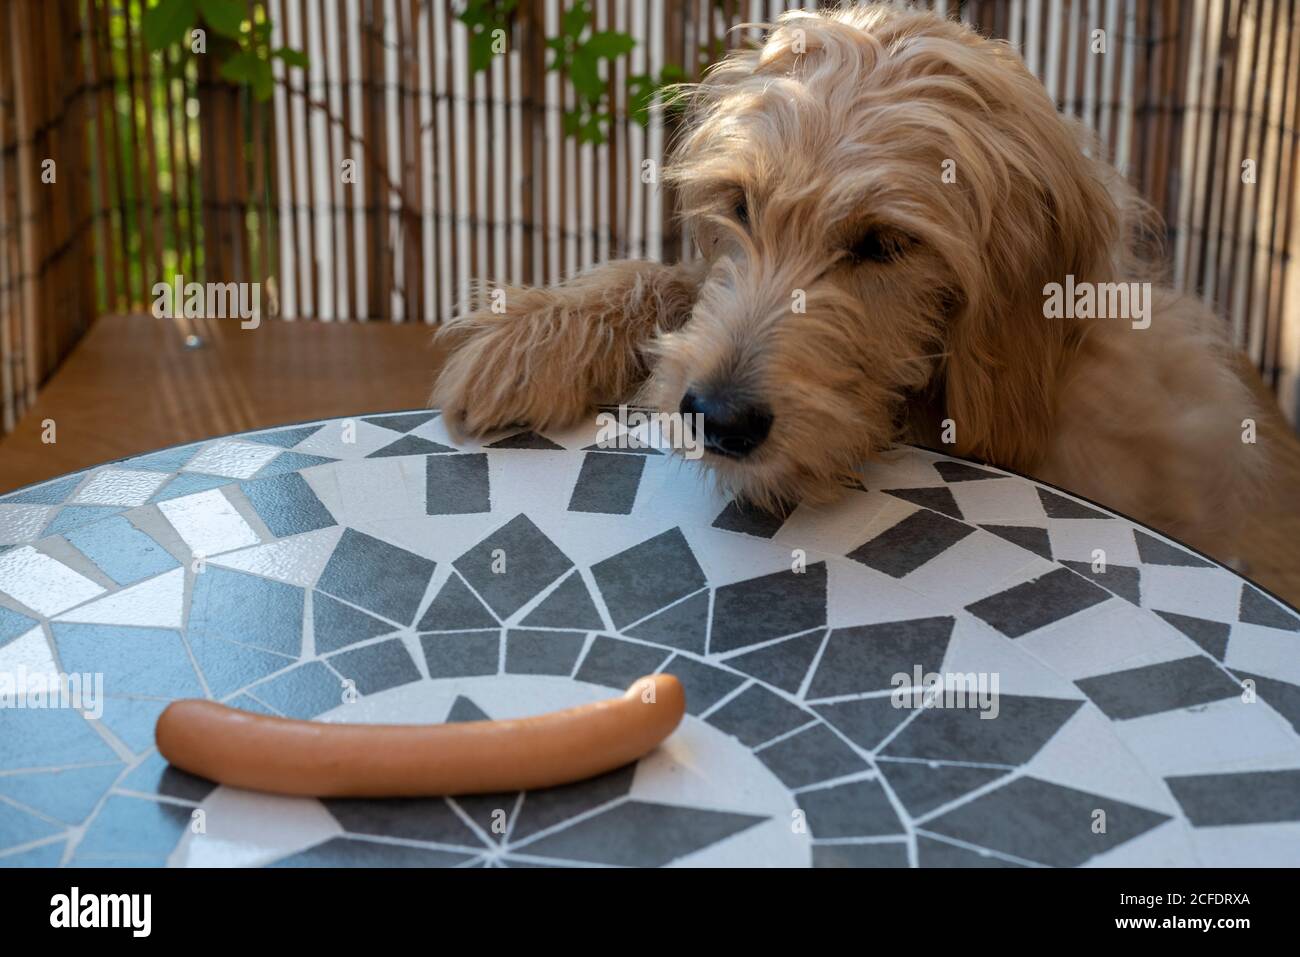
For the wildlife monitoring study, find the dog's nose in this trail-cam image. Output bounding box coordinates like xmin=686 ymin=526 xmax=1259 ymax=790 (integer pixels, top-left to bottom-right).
xmin=679 ymin=390 xmax=773 ymax=458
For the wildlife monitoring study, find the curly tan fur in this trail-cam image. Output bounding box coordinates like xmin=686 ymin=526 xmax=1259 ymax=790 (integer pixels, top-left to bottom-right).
xmin=432 ymin=3 xmax=1266 ymax=551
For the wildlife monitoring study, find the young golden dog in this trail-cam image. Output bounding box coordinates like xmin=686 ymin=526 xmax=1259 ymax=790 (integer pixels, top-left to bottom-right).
xmin=432 ymin=3 xmax=1264 ymax=552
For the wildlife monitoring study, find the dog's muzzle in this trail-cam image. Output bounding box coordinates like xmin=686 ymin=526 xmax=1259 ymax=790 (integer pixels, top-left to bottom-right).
xmin=680 ymin=390 xmax=774 ymax=459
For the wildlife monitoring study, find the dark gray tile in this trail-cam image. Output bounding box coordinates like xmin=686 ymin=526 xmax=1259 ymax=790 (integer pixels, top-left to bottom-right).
xmin=574 ymin=635 xmax=670 ymax=688
xmin=271 ymin=836 xmax=472 ymax=867
xmin=725 ymin=630 xmax=825 ymax=694
xmin=510 ymin=764 xmax=637 ymax=842
xmin=965 ymin=567 xmax=1109 ymax=638
xmin=248 ymin=661 xmax=345 ymax=718
xmin=252 ymin=451 xmax=337 ymax=476
xmin=318 ymin=528 xmax=436 ymax=625
xmin=313 ymin=592 xmax=396 ymax=654
xmin=1231 ymin=671 xmax=1300 ymax=736
xmin=446 ymin=695 xmax=490 ymax=722
xmin=239 ymin=472 xmax=336 ymax=537
xmin=63 ymin=515 xmax=179 ymax=585
xmin=504 ymin=629 xmax=586 ymax=676
xmin=1074 ymin=656 xmax=1241 ymax=721
xmin=924 ymin=776 xmax=1171 ymax=867
xmin=981 ymin=524 xmax=1052 ymax=561
xmin=591 ymin=528 xmax=707 ymax=629
xmin=881 ymin=695 xmax=1084 ymax=764
xmin=756 ymin=724 xmax=870 ymax=789
xmin=421 ymin=630 xmax=500 ymax=677
xmin=1155 ymin=610 xmax=1231 ymax=659
xmin=1133 ymin=529 xmax=1212 ymax=567
xmin=711 ymin=500 xmax=788 ymax=538
xmin=1062 ymin=560 xmax=1141 ymax=605
xmin=1036 ymin=487 xmax=1110 ymax=519
xmin=362 ymin=412 xmax=439 ymax=433
xmin=812 ymin=841 xmax=910 ymax=867
xmin=121 ymin=752 xmax=217 ymax=804
xmin=706 ymin=683 xmax=815 ymax=747
xmin=189 ymin=566 xmax=305 ymax=656
xmin=517 ymin=801 xmax=763 ymax=866
xmin=520 ymin=572 xmax=604 ymax=630
xmin=884 ymin=486 xmax=963 ymax=520
xmin=426 ymin=453 xmax=491 ymax=514
xmin=660 ymin=654 xmax=745 ymax=715
xmin=814 ymin=696 xmax=915 ymax=751
xmin=848 ymin=509 xmax=974 ymax=578
xmin=323 ymin=796 xmax=487 ymax=846
xmin=916 ymin=835 xmax=1022 ymax=867
xmin=1238 ymin=585 xmax=1300 ymax=631
xmin=797 ymin=777 xmax=903 ymax=838
xmin=73 ymin=795 xmax=192 ymax=860
xmin=371 ymin=435 xmax=456 ymax=457
xmin=454 ymin=515 xmax=574 ymax=619
xmin=624 ymin=589 xmax=709 ymax=653
xmin=1165 ymin=769 xmax=1300 ymax=826
xmin=124 ymin=444 xmax=202 ymax=472
xmin=328 ymin=637 xmax=422 ymax=695
xmin=3 ymin=474 xmax=82 ymax=504
xmin=416 ymin=573 xmax=498 ymax=631
xmin=710 ymin=563 xmax=827 ymax=653
xmin=877 ymin=759 xmax=1008 ymax=817
xmin=567 ymin=452 xmax=646 ymax=514
xmin=95 ymin=697 xmax=171 ymax=754
xmin=148 ymin=473 xmax=234 ymax=504
xmin=934 ymin=461 xmax=999 ymax=483
xmin=487 ymin=430 xmax=564 ymax=450
xmin=807 ymin=617 xmax=955 ymax=699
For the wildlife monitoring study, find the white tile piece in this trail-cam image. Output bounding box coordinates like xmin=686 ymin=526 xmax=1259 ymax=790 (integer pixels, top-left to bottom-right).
xmin=182 ymin=440 xmax=282 ymax=479
xmin=0 ymin=505 xmax=54 ymax=545
xmin=0 ymin=547 xmax=106 ymax=617
xmin=172 ymin=787 xmax=340 ymax=867
xmin=54 ymin=568 xmax=185 ymax=629
xmin=72 ymin=468 xmax=168 ymax=507
xmin=946 ymin=478 xmax=1045 ymax=527
xmin=1189 ymin=822 xmax=1300 ymax=868
xmin=158 ymin=489 xmax=260 ymax=557
xmin=902 ymin=528 xmax=1053 ymax=607
xmin=942 ymin=615 xmax=1086 ymax=699
xmin=208 ymin=527 xmax=345 ymax=588
xmin=1047 ymin=518 xmax=1142 ymax=566
xmin=1224 ymin=622 xmax=1300 ymax=686
xmin=1016 ymin=601 xmax=1194 ymax=681
xmin=1113 ymin=696 xmax=1300 ymax=777
xmin=1139 ymin=565 xmax=1242 ymax=620
xmin=0 ymin=625 xmax=58 ymax=674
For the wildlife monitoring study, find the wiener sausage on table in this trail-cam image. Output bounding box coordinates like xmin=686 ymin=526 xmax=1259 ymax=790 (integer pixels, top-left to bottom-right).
xmin=154 ymin=673 xmax=686 ymax=797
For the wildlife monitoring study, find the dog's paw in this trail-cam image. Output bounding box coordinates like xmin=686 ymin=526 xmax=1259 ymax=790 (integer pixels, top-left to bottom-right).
xmin=430 ymin=300 xmax=594 ymax=439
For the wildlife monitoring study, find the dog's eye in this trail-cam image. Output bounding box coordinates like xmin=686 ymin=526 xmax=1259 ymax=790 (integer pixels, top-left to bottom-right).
xmin=848 ymin=229 xmax=911 ymax=264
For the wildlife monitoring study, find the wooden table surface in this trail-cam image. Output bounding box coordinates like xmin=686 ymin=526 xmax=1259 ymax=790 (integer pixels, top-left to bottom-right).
xmin=2 ymin=313 xmax=1297 ymax=607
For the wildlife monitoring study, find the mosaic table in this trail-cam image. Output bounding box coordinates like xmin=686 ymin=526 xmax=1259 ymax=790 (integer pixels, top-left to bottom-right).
xmin=1 ymin=409 xmax=1298 ymax=868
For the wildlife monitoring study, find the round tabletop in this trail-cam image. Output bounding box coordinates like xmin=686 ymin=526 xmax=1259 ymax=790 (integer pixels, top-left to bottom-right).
xmin=1 ymin=409 xmax=1297 ymax=868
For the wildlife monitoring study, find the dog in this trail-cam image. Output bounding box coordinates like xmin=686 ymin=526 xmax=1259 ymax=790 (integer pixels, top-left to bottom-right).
xmin=431 ymin=3 xmax=1266 ymax=554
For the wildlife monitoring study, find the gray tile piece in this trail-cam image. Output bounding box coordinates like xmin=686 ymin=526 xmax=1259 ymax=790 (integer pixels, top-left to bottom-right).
xmin=966 ymin=567 xmax=1110 ymax=637
xmin=426 ymin=453 xmax=491 ymax=514
xmin=1164 ymin=769 xmax=1300 ymax=826
xmin=981 ymin=524 xmax=1052 ymax=560
xmin=590 ymin=528 xmax=706 ymax=629
xmin=454 ymin=515 xmax=574 ymax=619
xmin=812 ymin=841 xmax=911 ymax=867
xmin=881 ymin=695 xmax=1084 ymax=764
xmin=1154 ymin=610 xmax=1231 ymax=659
xmin=327 ymin=637 xmax=422 ymax=695
xmin=1074 ymin=656 xmax=1242 ymax=720
xmin=877 ymin=760 xmax=1008 ymax=817
xmin=1062 ymin=560 xmax=1141 ymax=605
xmin=1036 ymin=487 xmax=1110 ymax=519
xmin=1133 ymin=529 xmax=1212 ymax=567
xmin=807 ymin=617 xmax=955 ymax=699
xmin=848 ymin=509 xmax=974 ymax=578
xmin=884 ymin=486 xmax=964 ymax=520
xmin=239 ymin=472 xmax=336 ymax=537
xmin=725 ymin=630 xmax=825 ymax=694
xmin=925 ymin=776 xmax=1170 ymax=867
xmin=623 ymin=589 xmax=709 ymax=653
xmin=710 ymin=563 xmax=827 ymax=653
xmin=1238 ymin=585 xmax=1300 ymax=631
xmin=567 ymin=452 xmax=646 ymax=514
xmin=573 ymin=635 xmax=669 ymax=688
xmin=520 ymin=572 xmax=604 ymax=630
xmin=756 ymin=723 xmax=871 ymax=789
xmin=271 ymin=837 xmax=472 ymax=867
xmin=660 ymin=654 xmax=745 ymax=715
xmin=711 ymin=500 xmax=788 ymax=538
xmin=416 ymin=573 xmax=498 ymax=631
xmin=318 ymin=528 xmax=436 ymax=625
xmin=504 ymin=629 xmax=586 ymax=676
xmin=797 ymin=777 xmax=903 ymax=838
xmin=421 ymin=631 xmax=500 ymax=678
xmin=707 ymin=683 xmax=816 ymax=747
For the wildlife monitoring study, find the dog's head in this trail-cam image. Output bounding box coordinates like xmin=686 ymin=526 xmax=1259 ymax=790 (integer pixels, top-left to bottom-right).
xmin=651 ymin=4 xmax=1122 ymax=510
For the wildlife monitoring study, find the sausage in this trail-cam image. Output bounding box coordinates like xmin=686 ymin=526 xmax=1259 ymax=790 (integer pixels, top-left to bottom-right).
xmin=154 ymin=673 xmax=685 ymax=797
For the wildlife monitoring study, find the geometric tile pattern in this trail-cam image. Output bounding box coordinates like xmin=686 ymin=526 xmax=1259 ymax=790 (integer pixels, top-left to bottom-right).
xmin=1 ymin=409 xmax=1297 ymax=868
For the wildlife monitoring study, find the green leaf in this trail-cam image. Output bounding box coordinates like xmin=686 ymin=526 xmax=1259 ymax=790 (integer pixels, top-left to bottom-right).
xmin=561 ymin=1 xmax=589 ymax=39
xmin=197 ymin=0 xmax=244 ymax=38
xmin=562 ymin=110 xmax=582 ymax=136
xmin=583 ymin=30 xmax=634 ymax=60
xmin=272 ymin=47 xmax=309 ymax=68
xmin=468 ymin=30 xmax=494 ymax=73
xmin=569 ymin=48 xmax=602 ymax=99
xmin=142 ymin=0 xmax=198 ymax=51
xmin=251 ymin=59 xmax=274 ymax=100
xmin=218 ymin=50 xmax=258 ymax=84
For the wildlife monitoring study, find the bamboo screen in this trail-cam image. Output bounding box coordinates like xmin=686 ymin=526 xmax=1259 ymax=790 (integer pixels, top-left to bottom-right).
xmin=0 ymin=0 xmax=1297 ymax=437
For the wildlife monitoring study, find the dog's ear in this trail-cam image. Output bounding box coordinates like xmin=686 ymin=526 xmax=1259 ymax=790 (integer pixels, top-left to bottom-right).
xmin=939 ymin=62 xmax=1122 ymax=472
